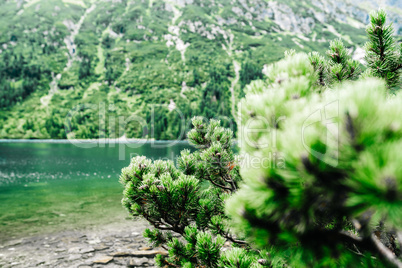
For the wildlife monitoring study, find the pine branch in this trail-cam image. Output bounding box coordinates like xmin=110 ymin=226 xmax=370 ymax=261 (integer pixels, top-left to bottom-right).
xmin=303 ymin=229 xmax=402 ymax=267
xmin=220 ymin=230 xmax=247 ymax=245
xmin=370 ymin=233 xmax=402 ymax=268
xmin=207 ymin=176 xmax=233 ymax=192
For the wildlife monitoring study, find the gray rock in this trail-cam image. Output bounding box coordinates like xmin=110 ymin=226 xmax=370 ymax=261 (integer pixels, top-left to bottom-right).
xmin=68 ymin=254 xmax=82 ymax=261
xmin=68 ymin=246 xmax=95 ymax=254
xmin=113 ymin=257 xmax=128 ymax=265
xmin=81 ymin=247 xmax=95 ymax=253
xmin=93 ymin=244 xmax=110 ymax=251
xmin=93 ymin=256 xmax=114 ymax=264
xmin=129 ymin=257 xmax=149 ymax=267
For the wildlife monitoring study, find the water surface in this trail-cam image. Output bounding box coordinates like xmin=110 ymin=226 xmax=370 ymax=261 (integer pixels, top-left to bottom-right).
xmin=0 ymin=141 xmax=193 ymax=241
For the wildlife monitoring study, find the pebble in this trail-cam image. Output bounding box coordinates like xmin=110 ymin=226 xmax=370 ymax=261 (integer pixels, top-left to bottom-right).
xmin=88 ymin=238 xmax=101 ymax=244
xmin=81 ymin=247 xmax=95 ymax=253
xmin=93 ymin=244 xmax=110 ymax=250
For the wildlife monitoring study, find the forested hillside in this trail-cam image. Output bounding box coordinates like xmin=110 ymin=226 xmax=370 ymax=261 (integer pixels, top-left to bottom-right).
xmin=0 ymin=0 xmax=401 ymax=139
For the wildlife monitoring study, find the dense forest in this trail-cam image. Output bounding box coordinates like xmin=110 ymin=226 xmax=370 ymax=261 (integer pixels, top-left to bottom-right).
xmin=0 ymin=0 xmax=401 ymax=139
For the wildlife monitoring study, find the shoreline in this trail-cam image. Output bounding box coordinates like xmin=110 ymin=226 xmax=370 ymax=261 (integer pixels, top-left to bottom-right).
xmin=0 ymin=219 xmax=163 ymax=268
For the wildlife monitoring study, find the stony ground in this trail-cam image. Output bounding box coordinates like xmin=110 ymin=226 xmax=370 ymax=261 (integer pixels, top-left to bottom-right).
xmin=0 ymin=219 xmax=165 ymax=268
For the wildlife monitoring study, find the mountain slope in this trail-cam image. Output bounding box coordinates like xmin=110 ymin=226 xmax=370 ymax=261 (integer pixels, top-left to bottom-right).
xmin=0 ymin=0 xmax=400 ymax=139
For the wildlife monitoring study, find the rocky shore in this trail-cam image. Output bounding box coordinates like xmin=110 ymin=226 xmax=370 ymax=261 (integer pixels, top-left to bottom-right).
xmin=0 ymin=219 xmax=164 ymax=268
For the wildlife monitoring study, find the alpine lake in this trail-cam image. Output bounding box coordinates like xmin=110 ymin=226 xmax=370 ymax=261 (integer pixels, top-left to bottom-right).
xmin=0 ymin=141 xmax=195 ymax=242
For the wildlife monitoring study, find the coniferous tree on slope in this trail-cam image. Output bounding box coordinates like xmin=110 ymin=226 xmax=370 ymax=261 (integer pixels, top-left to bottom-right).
xmin=363 ymin=9 xmax=402 ymax=89
xmin=309 ymin=38 xmax=360 ymax=87
xmin=308 ymin=9 xmax=401 ymax=90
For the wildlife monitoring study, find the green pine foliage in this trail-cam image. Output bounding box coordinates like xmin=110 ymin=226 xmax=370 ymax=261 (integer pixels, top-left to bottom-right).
xmin=120 ymin=117 xmax=271 ymax=267
xmin=327 ymin=39 xmax=360 ymax=82
xmin=364 ymin=9 xmax=402 ymax=89
xmin=309 ymin=9 xmax=402 ymax=90
xmin=227 ymin=51 xmax=402 ymax=266
xmin=308 ymin=38 xmax=360 ymax=87
xmin=120 ymin=9 xmax=402 ymax=268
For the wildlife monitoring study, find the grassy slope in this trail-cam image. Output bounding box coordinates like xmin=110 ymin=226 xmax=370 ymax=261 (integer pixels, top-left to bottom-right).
xmin=0 ymin=0 xmax=391 ymax=140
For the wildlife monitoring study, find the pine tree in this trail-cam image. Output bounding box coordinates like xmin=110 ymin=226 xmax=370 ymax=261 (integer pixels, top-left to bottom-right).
xmin=227 ymin=52 xmax=402 ymax=267
xmin=120 ymin=117 xmax=268 ymax=267
xmin=120 ymin=9 xmax=402 ymax=268
xmin=308 ymin=38 xmax=360 ymax=87
xmin=308 ymin=9 xmax=401 ymax=90
xmin=364 ymin=9 xmax=402 ymax=89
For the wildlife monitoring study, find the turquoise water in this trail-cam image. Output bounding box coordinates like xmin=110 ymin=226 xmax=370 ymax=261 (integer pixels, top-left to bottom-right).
xmin=0 ymin=141 xmax=194 ymax=241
